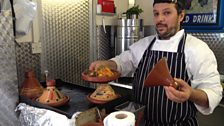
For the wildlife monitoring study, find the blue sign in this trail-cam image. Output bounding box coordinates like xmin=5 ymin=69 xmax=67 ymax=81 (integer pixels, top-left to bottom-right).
xmin=184 ymin=13 xmax=216 ymax=24
xmin=182 ymin=0 xmax=224 ymax=32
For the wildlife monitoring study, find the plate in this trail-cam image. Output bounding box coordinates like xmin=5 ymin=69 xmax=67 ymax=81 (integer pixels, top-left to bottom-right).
xmin=86 ymin=94 xmax=120 ymax=104
xmin=82 ymin=69 xmax=121 ymax=83
xmin=36 ymin=96 xmax=70 ymax=107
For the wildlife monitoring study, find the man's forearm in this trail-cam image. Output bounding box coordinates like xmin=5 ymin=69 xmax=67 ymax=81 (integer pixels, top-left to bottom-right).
xmin=189 ymin=89 xmax=209 ymax=108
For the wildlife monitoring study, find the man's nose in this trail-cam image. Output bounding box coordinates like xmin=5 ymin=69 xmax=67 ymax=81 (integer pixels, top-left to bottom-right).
xmin=157 ymin=14 xmax=165 ymax=22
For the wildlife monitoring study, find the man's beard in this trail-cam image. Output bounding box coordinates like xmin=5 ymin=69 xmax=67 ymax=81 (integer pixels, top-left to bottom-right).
xmin=155 ymin=24 xmax=178 ymax=40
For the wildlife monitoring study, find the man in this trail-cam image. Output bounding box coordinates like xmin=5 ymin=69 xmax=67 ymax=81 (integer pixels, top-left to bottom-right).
xmin=89 ymin=0 xmax=223 ymax=125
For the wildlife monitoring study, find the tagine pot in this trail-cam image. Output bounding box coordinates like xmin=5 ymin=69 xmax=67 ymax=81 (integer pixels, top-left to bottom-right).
xmin=36 ymin=79 xmax=69 ymax=107
xmin=19 ymin=70 xmax=43 ymax=99
xmin=144 ymin=58 xmax=178 ymax=88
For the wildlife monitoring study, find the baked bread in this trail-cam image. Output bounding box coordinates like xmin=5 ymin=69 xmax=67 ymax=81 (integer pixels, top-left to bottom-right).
xmin=90 ymin=84 xmax=118 ymax=101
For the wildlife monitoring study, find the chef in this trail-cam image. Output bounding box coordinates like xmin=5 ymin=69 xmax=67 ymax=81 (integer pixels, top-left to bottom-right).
xmin=89 ymin=0 xmax=223 ymax=125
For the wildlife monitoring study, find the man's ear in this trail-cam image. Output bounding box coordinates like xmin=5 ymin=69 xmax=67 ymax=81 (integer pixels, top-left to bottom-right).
xmin=179 ymin=10 xmax=185 ymax=22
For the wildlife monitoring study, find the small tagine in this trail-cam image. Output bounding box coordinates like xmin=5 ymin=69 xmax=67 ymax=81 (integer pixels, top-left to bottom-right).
xmin=36 ymin=79 xmax=69 ymax=107
xmin=20 ymin=70 xmax=43 ymax=99
xmin=87 ymin=84 xmax=119 ymax=104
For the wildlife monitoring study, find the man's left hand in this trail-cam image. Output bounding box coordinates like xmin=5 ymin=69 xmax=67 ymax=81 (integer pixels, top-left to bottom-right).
xmin=164 ymin=78 xmax=193 ymax=103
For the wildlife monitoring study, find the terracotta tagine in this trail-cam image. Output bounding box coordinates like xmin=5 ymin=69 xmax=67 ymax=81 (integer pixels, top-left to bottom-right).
xmin=36 ymin=79 xmax=69 ymax=107
xmin=144 ymin=57 xmax=178 ymax=89
xmin=19 ymin=70 xmax=43 ymax=99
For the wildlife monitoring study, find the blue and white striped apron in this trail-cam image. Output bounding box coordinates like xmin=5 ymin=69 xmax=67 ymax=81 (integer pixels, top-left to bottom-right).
xmin=133 ymin=33 xmax=198 ymax=126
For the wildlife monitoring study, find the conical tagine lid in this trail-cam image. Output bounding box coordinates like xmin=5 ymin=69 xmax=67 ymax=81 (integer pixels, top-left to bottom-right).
xmin=19 ymin=70 xmax=43 ymax=99
xmin=36 ymin=79 xmax=69 ymax=107
xmin=144 ymin=58 xmax=178 ymax=88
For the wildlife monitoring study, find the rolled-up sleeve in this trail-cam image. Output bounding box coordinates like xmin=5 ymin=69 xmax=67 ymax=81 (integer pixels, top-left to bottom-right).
xmin=186 ymin=36 xmax=223 ymax=115
xmin=110 ymin=50 xmax=136 ymax=76
xmin=111 ymin=36 xmax=154 ymax=76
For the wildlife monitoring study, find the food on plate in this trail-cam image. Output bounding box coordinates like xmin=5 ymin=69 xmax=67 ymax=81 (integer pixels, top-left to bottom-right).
xmin=87 ymin=66 xmax=114 ymax=77
xmin=90 ymin=84 xmax=118 ymax=101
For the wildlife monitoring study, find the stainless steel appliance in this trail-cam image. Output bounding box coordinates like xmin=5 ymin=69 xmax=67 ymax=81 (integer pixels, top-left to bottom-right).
xmin=115 ymin=19 xmax=143 ymax=55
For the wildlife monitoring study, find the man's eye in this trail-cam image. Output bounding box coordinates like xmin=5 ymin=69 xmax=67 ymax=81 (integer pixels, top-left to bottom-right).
xmin=153 ymin=13 xmax=159 ymax=17
xmin=164 ymin=11 xmax=171 ymax=15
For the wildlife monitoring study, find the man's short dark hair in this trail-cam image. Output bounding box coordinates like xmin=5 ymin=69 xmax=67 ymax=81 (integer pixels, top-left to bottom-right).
xmin=153 ymin=0 xmax=185 ymax=14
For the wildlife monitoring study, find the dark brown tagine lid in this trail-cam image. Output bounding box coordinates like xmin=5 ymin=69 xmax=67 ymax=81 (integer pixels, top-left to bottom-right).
xmin=36 ymin=79 xmax=69 ymax=107
xmin=144 ymin=58 xmax=178 ymax=89
xmin=19 ymin=70 xmax=43 ymax=99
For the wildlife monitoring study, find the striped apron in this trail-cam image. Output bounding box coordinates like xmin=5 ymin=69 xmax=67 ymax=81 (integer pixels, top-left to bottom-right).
xmin=133 ymin=33 xmax=198 ymax=126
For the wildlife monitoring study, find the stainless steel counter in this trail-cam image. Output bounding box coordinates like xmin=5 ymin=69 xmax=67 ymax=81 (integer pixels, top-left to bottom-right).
xmin=109 ymin=77 xmax=133 ymax=89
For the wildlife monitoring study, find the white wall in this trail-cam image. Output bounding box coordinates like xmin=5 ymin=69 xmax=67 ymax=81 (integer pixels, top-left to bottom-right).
xmin=96 ymin=0 xmax=129 ymax=25
xmin=96 ymin=0 xmax=155 ymax=26
xmin=114 ymin=0 xmax=129 ymax=16
xmin=136 ymin=0 xmax=154 ymax=25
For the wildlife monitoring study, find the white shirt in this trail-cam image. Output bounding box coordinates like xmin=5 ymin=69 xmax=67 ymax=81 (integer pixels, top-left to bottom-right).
xmin=111 ymin=29 xmax=223 ymax=115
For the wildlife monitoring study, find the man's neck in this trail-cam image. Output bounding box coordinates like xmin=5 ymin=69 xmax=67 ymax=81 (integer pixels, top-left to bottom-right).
xmin=157 ymin=29 xmax=184 ymax=41
xmin=158 ymin=36 xmax=170 ymax=40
